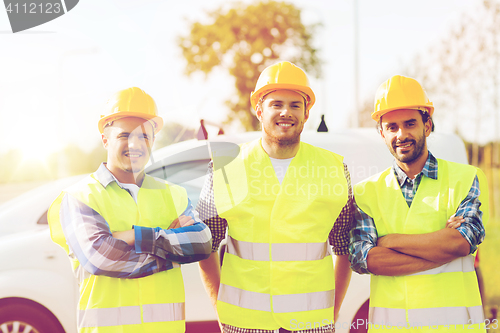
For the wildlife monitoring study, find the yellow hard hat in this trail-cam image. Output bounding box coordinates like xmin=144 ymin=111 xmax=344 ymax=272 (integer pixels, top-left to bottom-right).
xmin=98 ymin=87 xmax=164 ymax=134
xmin=250 ymin=61 xmax=315 ymax=111
xmin=372 ymin=75 xmax=434 ymax=122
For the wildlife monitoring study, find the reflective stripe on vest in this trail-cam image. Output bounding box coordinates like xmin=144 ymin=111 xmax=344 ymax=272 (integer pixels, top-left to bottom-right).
xmin=272 ymin=289 xmax=335 ymax=313
xmin=370 ymin=305 xmax=484 ymax=327
xmin=143 ymin=303 xmax=185 ymax=323
xmin=409 ymin=255 xmax=475 ymax=276
xmin=78 ymin=306 xmax=141 ymax=328
xmin=219 ymin=284 xmax=334 ymax=313
xmin=78 ymin=303 xmax=185 ymax=328
xmin=219 ymin=284 xmax=271 ymax=312
xmin=226 ymin=236 xmax=332 ymax=261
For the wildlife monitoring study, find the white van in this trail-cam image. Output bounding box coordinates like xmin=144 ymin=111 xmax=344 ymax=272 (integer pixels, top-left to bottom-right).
xmin=0 ymin=128 xmax=468 ymax=333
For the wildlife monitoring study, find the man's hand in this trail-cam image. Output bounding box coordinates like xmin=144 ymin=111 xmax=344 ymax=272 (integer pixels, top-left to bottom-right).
xmin=169 ymin=215 xmax=195 ymax=229
xmin=112 ymin=215 xmax=195 ymax=246
xmin=113 ymin=230 xmax=135 ymax=246
xmin=446 ymin=215 xmax=465 ymax=229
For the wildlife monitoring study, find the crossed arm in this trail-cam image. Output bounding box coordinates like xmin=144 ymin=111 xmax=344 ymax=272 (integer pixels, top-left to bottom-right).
xmin=349 ymin=175 xmax=484 ymax=277
xmin=366 ymin=216 xmax=469 ymax=276
xmin=112 ymin=215 xmax=195 ymax=245
xmin=349 ymin=208 xmax=481 ymax=277
xmin=61 ymin=193 xmax=212 ymax=278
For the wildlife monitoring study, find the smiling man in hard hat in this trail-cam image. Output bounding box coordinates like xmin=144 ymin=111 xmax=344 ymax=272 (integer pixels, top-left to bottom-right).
xmin=196 ymin=61 xmax=354 ymax=332
xmin=48 ymin=87 xmax=212 ymax=333
xmin=349 ymin=75 xmax=489 ymax=332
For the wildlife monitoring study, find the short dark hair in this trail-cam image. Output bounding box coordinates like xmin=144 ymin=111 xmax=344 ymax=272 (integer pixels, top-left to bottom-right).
xmin=377 ymin=110 xmax=434 ymax=132
xmin=420 ymin=111 xmax=435 ymax=131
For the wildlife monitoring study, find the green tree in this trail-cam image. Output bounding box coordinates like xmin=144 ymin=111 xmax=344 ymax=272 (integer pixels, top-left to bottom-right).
xmin=178 ymin=0 xmax=322 ymax=131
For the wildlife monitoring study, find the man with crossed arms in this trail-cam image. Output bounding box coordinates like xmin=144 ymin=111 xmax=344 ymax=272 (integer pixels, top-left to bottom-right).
xmin=349 ymin=75 xmax=488 ymax=332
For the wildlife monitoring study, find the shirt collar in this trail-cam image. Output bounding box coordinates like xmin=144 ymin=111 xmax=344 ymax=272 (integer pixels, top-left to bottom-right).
xmin=392 ymin=151 xmax=438 ymax=185
xmin=94 ymin=163 xmax=119 ymax=188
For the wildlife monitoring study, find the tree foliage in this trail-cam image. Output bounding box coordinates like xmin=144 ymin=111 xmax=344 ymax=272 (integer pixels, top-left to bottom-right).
xmin=178 ymin=0 xmax=321 ymax=131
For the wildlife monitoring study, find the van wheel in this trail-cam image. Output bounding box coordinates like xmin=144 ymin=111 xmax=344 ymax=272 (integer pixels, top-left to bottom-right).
xmin=0 ymin=298 xmax=65 ymax=333
xmin=349 ymin=299 xmax=369 ymax=333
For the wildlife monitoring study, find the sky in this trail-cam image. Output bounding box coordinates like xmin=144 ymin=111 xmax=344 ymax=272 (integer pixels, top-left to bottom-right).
xmin=0 ymin=0 xmax=481 ymax=160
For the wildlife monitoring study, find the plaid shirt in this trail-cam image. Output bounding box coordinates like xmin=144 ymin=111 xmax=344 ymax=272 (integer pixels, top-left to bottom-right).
xmin=59 ymin=163 xmax=212 ymax=279
xmin=349 ymin=152 xmax=485 ymax=275
xmin=197 ymin=161 xmax=354 ymax=255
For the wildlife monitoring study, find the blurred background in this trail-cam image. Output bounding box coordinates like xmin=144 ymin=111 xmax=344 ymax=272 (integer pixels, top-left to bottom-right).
xmin=0 ymin=0 xmax=498 ymax=325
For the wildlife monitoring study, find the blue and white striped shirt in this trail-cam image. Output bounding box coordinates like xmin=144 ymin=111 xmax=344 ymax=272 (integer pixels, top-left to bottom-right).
xmin=349 ymin=152 xmax=484 ymax=275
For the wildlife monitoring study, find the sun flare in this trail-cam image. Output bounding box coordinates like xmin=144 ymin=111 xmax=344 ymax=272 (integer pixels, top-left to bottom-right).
xmin=16 ymin=135 xmax=61 ymax=164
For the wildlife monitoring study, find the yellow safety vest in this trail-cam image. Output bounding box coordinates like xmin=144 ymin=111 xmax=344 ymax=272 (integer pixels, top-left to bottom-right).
xmin=49 ymin=173 xmax=188 ymax=333
xmin=355 ymin=159 xmax=489 ymax=333
xmin=213 ymin=139 xmax=348 ymax=330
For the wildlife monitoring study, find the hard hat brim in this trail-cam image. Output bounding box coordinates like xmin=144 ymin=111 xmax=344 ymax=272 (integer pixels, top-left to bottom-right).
xmin=251 ymin=83 xmax=316 ymax=111
xmin=372 ymin=105 xmax=435 ymax=122
xmin=98 ymin=112 xmax=164 ymax=134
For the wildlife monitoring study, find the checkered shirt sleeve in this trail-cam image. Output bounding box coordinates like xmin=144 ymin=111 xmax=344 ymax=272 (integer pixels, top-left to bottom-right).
xmin=452 ymin=175 xmax=484 ymax=254
xmin=329 ymin=164 xmax=354 ymax=255
xmin=196 ymin=161 xmax=228 ymax=252
xmin=60 ymin=193 xmax=170 ymax=278
xmin=348 ymin=201 xmax=377 ymax=275
xmin=133 ymin=223 xmax=212 ymax=263
xmin=133 ymin=197 xmax=212 ymax=263
xmin=196 ymin=162 xmax=354 ymax=254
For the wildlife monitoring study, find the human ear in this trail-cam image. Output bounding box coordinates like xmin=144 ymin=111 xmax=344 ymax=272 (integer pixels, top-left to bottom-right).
xmin=378 ymin=120 xmax=385 ymax=139
xmin=256 ymin=105 xmax=263 ymax=122
xmin=424 ymin=119 xmax=432 ymax=137
xmin=101 ymin=133 xmax=109 ymax=149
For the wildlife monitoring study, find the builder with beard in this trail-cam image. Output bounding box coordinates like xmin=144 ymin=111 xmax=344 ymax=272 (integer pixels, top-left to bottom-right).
xmin=349 ymin=75 xmax=488 ymax=332
xmin=196 ymin=61 xmax=354 ymax=333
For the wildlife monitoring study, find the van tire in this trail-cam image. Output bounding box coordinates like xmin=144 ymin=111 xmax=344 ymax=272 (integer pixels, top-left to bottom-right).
xmin=0 ymin=298 xmax=65 ymax=333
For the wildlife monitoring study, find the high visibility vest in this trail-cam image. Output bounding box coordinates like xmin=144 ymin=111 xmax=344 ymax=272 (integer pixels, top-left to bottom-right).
xmin=213 ymin=139 xmax=348 ymax=330
xmin=354 ymin=159 xmax=489 ymax=333
xmin=48 ymin=173 xmax=188 ymax=333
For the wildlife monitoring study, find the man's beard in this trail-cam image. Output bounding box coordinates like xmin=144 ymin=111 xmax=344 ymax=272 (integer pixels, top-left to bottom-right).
xmin=390 ymin=130 xmax=426 ymax=164
xmin=263 ymin=123 xmax=302 ymax=147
